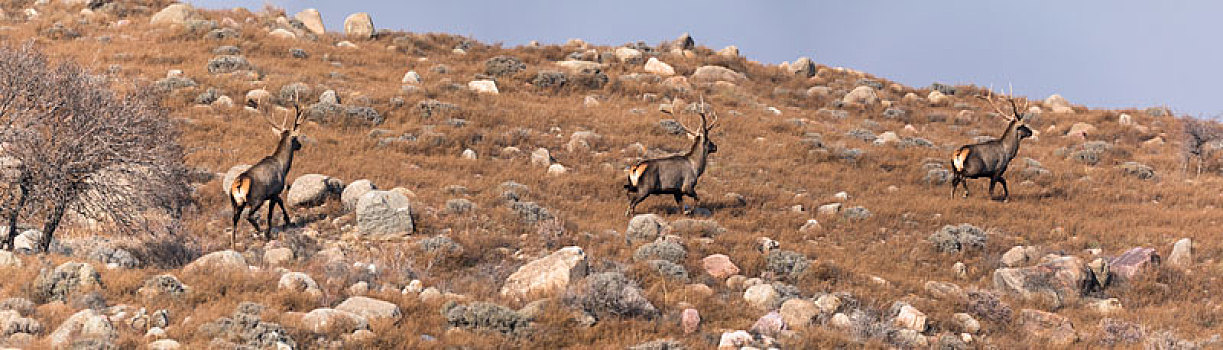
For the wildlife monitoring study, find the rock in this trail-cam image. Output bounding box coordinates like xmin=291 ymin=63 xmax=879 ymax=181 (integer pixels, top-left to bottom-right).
xmin=1018 ymin=309 xmax=1077 ymax=346
xmin=0 ymin=250 xmax=21 ymax=268
xmin=615 ymin=47 xmax=643 ymax=63
xmin=1169 ymin=238 xmax=1192 ymax=267
xmin=691 ymin=65 xmax=746 ymax=84
xmin=799 ymin=219 xmax=821 ymax=232
xmin=287 ymin=174 xmax=340 ymax=208
xmin=1044 ymin=94 xmax=1071 ymax=109
xmin=402 ymin=71 xmax=421 ymax=84
xmin=1118 ymin=113 xmax=1133 ymax=126
xmin=1001 ymin=245 xmax=1040 ymax=267
xmin=1118 ymin=162 xmax=1155 ymax=180
xmin=341 ymin=179 xmax=377 ymax=211
xmin=892 ymin=302 xmax=927 ymax=331
xmin=50 ymin=309 xmax=116 ymax=348
xmin=829 ymin=313 xmax=852 ymax=329
xmin=701 ymin=254 xmax=740 ymax=279
xmin=356 ymin=190 xmax=414 ymax=239
xmin=779 ymin=299 xmax=818 ymax=329
xmin=468 ymin=80 xmax=499 ymax=94
xmin=994 ymin=256 xmax=1090 ymax=306
xmin=681 ymin=308 xmax=700 ymax=334
xmin=1109 ymin=247 xmax=1158 ymax=280
xmin=147 ymin=339 xmax=181 ymax=350
xmin=461 ymin=149 xmax=477 ymax=160
xmin=788 ymin=57 xmax=816 ymax=77
xmin=0 ymin=309 xmax=42 ymax=339
xmin=207 ymin=55 xmax=253 ymax=74
xmin=294 ymin=8 xmax=325 ymax=35
xmin=924 ymin=281 xmax=967 ymax=302
xmin=150 ymin=3 xmax=194 ymax=25
xmin=929 ymin=223 xmax=987 ymax=253
xmin=277 ymin=272 xmax=320 ymax=293
xmin=643 ymin=57 xmax=674 ymax=76
xmin=263 ymin=248 xmax=294 ymax=266
xmin=222 ymin=164 xmax=252 ymax=196
xmin=500 ymin=246 xmax=589 ymax=300
xmin=530 ymin=148 xmax=552 ymax=166
xmin=1086 ymin=297 xmax=1123 ymax=314
xmin=347 ymin=282 xmax=369 ymax=295
xmin=718 ymin=330 xmax=753 ymax=349
xmin=1067 ymin=122 xmax=1096 ymax=138
xmin=751 ymin=311 xmax=786 ymax=337
xmin=953 ymin=313 xmax=980 ymax=334
xmin=183 ymin=250 xmax=247 ymax=275
xmin=817 ymin=203 xmax=841 ymax=216
xmin=814 ymin=294 xmax=841 ymax=314
xmin=344 ymin=12 xmax=374 ymax=39
xmin=842 ymin=86 xmax=878 ymax=105
xmin=743 ymin=284 xmax=780 ymax=310
xmin=300 ymin=308 xmax=368 ymax=334
xmin=874 ymin=131 xmax=900 ymax=144
xmin=546 ymin=164 xmax=567 ymax=175
xmin=718 ymin=46 xmax=740 ymax=56
xmin=626 ymin=214 xmax=667 ymax=244
xmin=268 ymin=28 xmax=295 ymax=40
xmin=138 ymin=275 xmax=189 ymax=298
xmin=33 ymin=262 xmax=102 ymax=303
xmin=336 ymin=296 xmax=401 ymax=320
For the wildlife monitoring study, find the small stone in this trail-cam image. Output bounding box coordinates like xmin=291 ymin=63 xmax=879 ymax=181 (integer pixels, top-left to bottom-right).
xmin=779 ymin=299 xmax=818 ymax=329
xmin=546 ymin=164 xmax=566 ymax=175
xmin=953 ymin=313 xmax=980 ymax=334
xmin=702 ymin=254 xmax=740 ymax=279
xmin=461 ymin=149 xmax=477 ymax=160
xmin=468 ymin=80 xmax=499 ymax=94
xmin=681 ymin=308 xmax=700 ymax=334
xmin=1169 ymin=238 xmax=1192 ymax=267
xmin=743 ymin=284 xmax=780 ymax=310
xmin=892 ymin=303 xmax=927 ymax=331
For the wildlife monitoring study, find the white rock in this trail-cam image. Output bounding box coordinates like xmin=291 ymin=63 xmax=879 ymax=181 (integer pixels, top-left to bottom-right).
xmin=468 ymin=80 xmax=499 ymax=94
xmin=643 ymin=57 xmax=675 ymax=76
xmin=402 ymin=71 xmax=421 ymax=84
xmin=269 ymin=28 xmax=296 ymax=40
xmin=343 ymin=12 xmax=374 ymax=39
xmin=547 ymin=164 xmax=567 ymax=176
xmin=743 ymin=284 xmax=780 ymax=309
xmin=500 ymin=246 xmax=588 ymax=300
xmin=893 ymin=303 xmax=927 ymax=331
xmin=294 ymin=8 xmax=325 ymax=35
xmin=1169 ymin=238 xmax=1192 ymax=267
xmin=842 ymin=86 xmax=878 ymax=105
xmin=150 ymin=3 xmax=193 ymax=25
xmin=614 ymin=47 xmax=643 ymax=63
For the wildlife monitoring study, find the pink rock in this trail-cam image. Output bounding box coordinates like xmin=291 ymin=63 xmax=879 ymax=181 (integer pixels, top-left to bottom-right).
xmin=681 ymin=308 xmax=700 ymax=334
xmin=702 ymin=254 xmax=740 ymax=279
xmin=1109 ymin=247 xmax=1158 ymax=280
xmin=750 ymin=311 xmax=786 ymax=337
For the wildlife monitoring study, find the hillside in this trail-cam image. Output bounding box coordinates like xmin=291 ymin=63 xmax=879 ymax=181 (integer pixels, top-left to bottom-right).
xmin=0 ymin=1 xmax=1220 ymax=349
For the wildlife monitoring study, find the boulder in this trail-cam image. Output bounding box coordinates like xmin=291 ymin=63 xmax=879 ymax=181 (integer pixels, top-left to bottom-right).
xmin=788 ymin=57 xmax=816 ymax=77
xmin=183 ymin=250 xmax=247 ymax=275
xmin=626 ymin=214 xmax=667 ymax=244
xmin=892 ymin=302 xmax=927 ymax=331
xmin=1109 ymin=247 xmax=1158 ymax=280
xmin=34 ymin=262 xmax=102 ymax=303
xmin=263 ymin=248 xmax=294 ymax=266
xmin=743 ymin=284 xmax=779 ymax=310
xmin=993 ymin=256 xmax=1090 ymax=306
xmin=300 ymin=308 xmax=368 ymax=334
xmin=643 ymin=57 xmax=675 ymax=76
xmin=468 ymin=80 xmax=499 ymax=94
xmin=701 ymin=254 xmax=740 ymax=279
xmin=779 ymin=299 xmax=818 ymax=329
xmin=1001 ymin=245 xmax=1040 ymax=267
xmin=530 ymin=148 xmax=552 ymax=166
xmin=1067 ymin=122 xmax=1096 ymax=138
xmin=268 ymin=28 xmax=295 ymax=40
xmin=1169 ymin=238 xmax=1192 ymax=267
xmin=500 ymin=246 xmax=588 ymax=300
xmin=150 ymin=3 xmax=194 ymax=25
xmin=336 ymin=296 xmax=401 ymax=320
xmin=546 ymin=163 xmax=567 ymax=176
xmin=718 ymin=330 xmax=753 ymax=349
xmin=1019 ymin=309 xmax=1077 ymax=346
xmin=277 ymin=272 xmax=320 ymax=293
xmin=343 ymin=13 xmax=374 ymax=39
xmin=50 ymin=309 xmax=116 ymax=348
xmin=294 ymin=8 xmax=325 ymax=35
xmin=287 ymin=174 xmax=341 ymax=208
xmin=750 ymin=311 xmax=785 ymax=337
xmin=718 ymin=46 xmax=740 ymax=57
xmin=928 ymin=90 xmax=949 ymax=105
xmin=691 ymin=65 xmax=746 ymax=84
xmin=953 ymin=313 xmax=980 ymax=334
xmin=402 ymin=71 xmax=421 ymax=84
xmin=356 ymin=190 xmax=414 ymax=239
xmin=341 ymin=179 xmax=376 ymax=211
xmin=614 ymin=47 xmax=643 ymax=64
xmin=842 ymin=86 xmax=878 ymax=105
xmin=1044 ymin=94 xmax=1071 ymax=109
xmin=147 ymin=339 xmax=182 ymax=350
xmin=924 ymin=281 xmax=967 ymax=302
xmin=814 ymin=294 xmax=842 ymax=314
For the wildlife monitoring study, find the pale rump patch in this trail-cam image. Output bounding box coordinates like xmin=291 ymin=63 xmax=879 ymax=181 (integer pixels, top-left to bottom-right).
xmin=231 ymin=177 xmax=250 ymax=206
xmin=628 ymin=163 xmax=648 ymax=187
xmin=952 ymin=148 xmax=970 ymax=172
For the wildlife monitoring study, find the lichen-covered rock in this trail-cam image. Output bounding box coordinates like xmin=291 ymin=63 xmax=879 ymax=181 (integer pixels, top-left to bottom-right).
xmin=564 ymin=272 xmax=657 ymax=318
xmin=501 ymin=246 xmax=588 ymax=300
xmin=183 ymin=250 xmax=247 ymax=275
xmin=442 ymin=302 xmax=529 ymax=334
xmin=33 ymin=262 xmax=102 ymax=303
xmin=50 ymin=309 xmax=115 ymax=349
xmin=336 ymin=296 xmax=401 ymax=321
xmin=356 ymin=190 xmax=414 ymax=239
xmin=929 ymin=224 xmax=987 ymax=253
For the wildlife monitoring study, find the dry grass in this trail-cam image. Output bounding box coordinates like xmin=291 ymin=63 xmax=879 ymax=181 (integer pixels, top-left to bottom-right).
xmin=0 ymin=2 xmax=1220 ymax=348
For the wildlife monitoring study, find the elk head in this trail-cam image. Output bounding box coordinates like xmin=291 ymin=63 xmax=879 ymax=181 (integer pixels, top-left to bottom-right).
xmin=978 ymin=88 xmax=1033 ymax=140
xmin=669 ymin=96 xmax=720 ymax=155
xmin=259 ymin=104 xmax=306 ymax=151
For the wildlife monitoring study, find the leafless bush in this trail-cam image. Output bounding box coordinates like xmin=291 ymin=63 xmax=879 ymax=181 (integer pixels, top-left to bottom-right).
xmin=0 ymin=44 xmax=190 ymax=252
xmin=564 ymin=272 xmax=658 ymax=319
xmin=1182 ymin=117 xmax=1223 ymax=175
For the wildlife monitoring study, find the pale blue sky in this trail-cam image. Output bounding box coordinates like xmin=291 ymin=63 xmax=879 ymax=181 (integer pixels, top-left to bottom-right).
xmin=190 ymin=1 xmax=1223 ymax=117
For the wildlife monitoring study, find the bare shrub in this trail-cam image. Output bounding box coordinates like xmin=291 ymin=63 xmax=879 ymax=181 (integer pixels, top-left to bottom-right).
xmin=966 ymin=290 xmax=1013 ymax=326
xmin=0 ymin=44 xmax=190 ymax=252
xmin=1098 ymin=318 xmax=1144 ymax=345
xmin=564 ymin=272 xmax=657 ymax=319
xmin=441 ymin=301 xmax=529 ymax=335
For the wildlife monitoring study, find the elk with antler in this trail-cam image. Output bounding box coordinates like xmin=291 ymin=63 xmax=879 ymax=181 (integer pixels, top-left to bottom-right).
xmin=950 ymin=89 xmax=1034 ymax=201
xmin=624 ymin=98 xmax=719 ymax=216
xmin=228 ymin=104 xmax=306 ymax=246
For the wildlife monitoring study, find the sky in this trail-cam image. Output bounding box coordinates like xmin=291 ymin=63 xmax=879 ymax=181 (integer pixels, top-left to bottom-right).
xmin=189 ymin=0 xmax=1223 ymax=117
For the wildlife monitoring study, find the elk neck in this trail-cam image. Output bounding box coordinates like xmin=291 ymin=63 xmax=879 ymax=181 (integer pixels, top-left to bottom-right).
xmin=999 ymin=120 xmax=1023 ymax=156
xmin=684 ymin=133 xmax=710 ymax=176
xmin=272 ymin=133 xmax=297 ymax=174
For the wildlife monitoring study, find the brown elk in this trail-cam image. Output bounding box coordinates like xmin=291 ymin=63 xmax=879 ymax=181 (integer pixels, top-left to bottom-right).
xmin=229 ymin=105 xmax=305 ymax=246
xmin=624 ymin=100 xmax=718 ymax=216
xmin=950 ymin=90 xmax=1033 ymax=201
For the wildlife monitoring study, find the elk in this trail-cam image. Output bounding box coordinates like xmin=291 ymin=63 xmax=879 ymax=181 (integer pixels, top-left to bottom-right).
xmin=624 ymin=99 xmax=718 ymax=216
xmin=229 ymin=105 xmax=305 ymax=246
xmin=950 ymin=90 xmax=1034 ymax=201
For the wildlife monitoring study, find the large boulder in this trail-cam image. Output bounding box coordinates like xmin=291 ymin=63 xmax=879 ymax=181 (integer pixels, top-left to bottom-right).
xmin=33 ymin=262 xmax=102 ymax=303
xmin=702 ymin=254 xmax=740 ymax=279
xmin=355 ymin=190 xmax=414 ymax=239
xmin=1109 ymin=247 xmax=1158 ymax=280
xmin=344 ymin=13 xmax=374 ymax=39
xmin=150 ymin=3 xmax=194 ymax=25
xmin=643 ymin=57 xmax=675 ymax=76
xmin=842 ymin=86 xmax=879 ymax=105
xmin=743 ymin=284 xmax=780 ymax=310
xmin=183 ymin=250 xmax=247 ymax=275
xmin=993 ymin=256 xmax=1091 ymax=306
xmin=50 ymin=309 xmax=116 ymax=348
xmin=691 ymin=65 xmax=746 ymax=84
xmin=287 ymin=174 xmax=342 ymax=208
xmin=335 ymin=296 xmax=401 ymax=321
xmin=779 ymin=298 xmax=818 ymax=329
xmin=788 ymin=57 xmax=816 ymax=77
xmin=294 ymin=9 xmax=325 ymax=35
xmin=278 ymin=272 xmax=320 ymax=294
xmin=626 ymin=214 xmax=668 ymax=244
xmin=1169 ymin=238 xmax=1192 ymax=267
xmin=300 ymin=308 xmax=368 ymax=334
xmin=500 ymin=246 xmax=588 ymax=300
xmin=341 ymin=179 xmax=376 ymax=211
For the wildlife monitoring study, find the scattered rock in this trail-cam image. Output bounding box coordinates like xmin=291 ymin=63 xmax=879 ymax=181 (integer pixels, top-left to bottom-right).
xmin=718 ymin=330 xmax=753 ymax=349
xmin=701 ymin=254 xmax=740 ymax=279
xmin=1169 ymin=238 xmax=1192 ymax=267
xmin=691 ymin=65 xmax=746 ymax=84
xmin=50 ymin=309 xmax=116 ymax=348
xmin=277 ymin=272 xmax=320 ymax=294
xmin=356 ymin=190 xmax=415 ymax=239
xmin=294 ymin=8 xmax=325 ymax=35
xmin=287 ymin=174 xmax=341 ymax=208
xmin=183 ymin=250 xmax=247 ymax=275
xmin=681 ymin=308 xmax=700 ymax=334
xmin=300 ymin=308 xmax=368 ymax=334
xmin=344 ymin=12 xmax=374 ymax=39
xmin=263 ymin=248 xmax=294 ymax=266
xmin=929 ymin=224 xmax=987 ymax=253
xmin=501 ymin=246 xmax=589 ymax=300
xmin=1117 ymin=162 xmax=1155 ymax=180
xmin=788 ymin=57 xmax=816 ymax=77
xmin=1109 ymin=247 xmax=1158 ymax=280
xmin=336 ymin=296 xmax=402 ymax=321
xmin=33 ymin=262 xmax=102 ymax=303
xmin=842 ymin=86 xmax=878 ymax=105
xmin=564 ymin=272 xmax=657 ymax=318
xmin=743 ymin=284 xmax=780 ymax=310
xmin=206 ymin=55 xmax=253 ymax=74
xmin=1001 ymin=245 xmax=1040 ymax=267
xmin=626 ymin=214 xmax=668 ymax=244
xmin=750 ymin=311 xmax=786 ymax=337
xmin=953 ymin=313 xmax=980 ymax=334
xmin=779 ymin=299 xmax=818 ymax=329
xmin=643 ymin=57 xmax=674 ymax=76
xmin=468 ymin=80 xmax=499 ymax=94
xmin=1018 ymin=309 xmax=1077 ymax=346
xmin=891 ymin=302 xmax=927 ymax=331
xmin=442 ymin=302 xmax=529 ymax=334
xmin=150 ymin=3 xmax=194 ymax=26
xmin=994 ymin=256 xmax=1092 ymax=306
xmin=341 ymin=179 xmax=377 ymax=211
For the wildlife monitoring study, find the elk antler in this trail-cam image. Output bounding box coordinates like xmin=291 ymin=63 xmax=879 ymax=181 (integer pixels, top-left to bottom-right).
xmin=259 ymin=109 xmax=285 ymax=132
xmin=977 ymin=88 xmax=1017 ymax=122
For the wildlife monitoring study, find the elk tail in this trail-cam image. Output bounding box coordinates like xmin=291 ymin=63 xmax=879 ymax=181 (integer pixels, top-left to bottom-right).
xmin=230 ymin=176 xmax=251 ymax=207
xmin=952 ymin=148 xmax=970 ymax=173
xmin=625 ymin=162 xmax=648 ymax=191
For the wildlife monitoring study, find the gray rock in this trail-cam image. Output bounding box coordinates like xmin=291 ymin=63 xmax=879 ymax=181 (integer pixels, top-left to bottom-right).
xmin=442 ymin=302 xmax=529 ymax=334
xmin=206 ymin=55 xmax=253 ymax=74
xmin=183 ymin=250 xmax=247 ymax=275
xmin=33 ymin=262 xmax=102 ymax=303
xmin=287 ymin=174 xmax=341 ymax=208
xmin=929 ymin=224 xmax=986 ymax=253
xmin=626 ymin=214 xmax=668 ymax=244
xmin=301 ymin=308 xmax=368 ymax=333
xmin=356 ymin=190 xmax=414 ymax=239
xmin=691 ymin=65 xmax=746 ymax=84
xmin=278 ymin=272 xmax=320 ymax=293
xmin=341 ymin=179 xmax=376 ymax=211
xmin=336 ymin=296 xmax=401 ymax=320
xmin=50 ymin=309 xmax=115 ymax=349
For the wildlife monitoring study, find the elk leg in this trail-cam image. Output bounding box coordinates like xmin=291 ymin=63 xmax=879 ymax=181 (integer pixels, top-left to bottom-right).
xmin=998 ymin=177 xmax=1010 ymax=202
xmin=246 ymin=201 xmax=265 ymax=234
xmin=674 ymin=193 xmax=688 ymax=215
xmin=265 ymin=199 xmax=278 ymax=239
xmin=626 ymin=193 xmax=649 ymax=217
xmin=987 ymin=178 xmax=999 ymax=200
xmin=960 ymin=178 xmax=971 ymax=198
xmin=275 ymin=197 xmax=292 ymax=228
xmin=688 ymin=192 xmax=701 ymax=213
xmin=950 ymin=176 xmax=960 ymax=198
xmin=231 ymin=205 xmax=244 ymax=248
